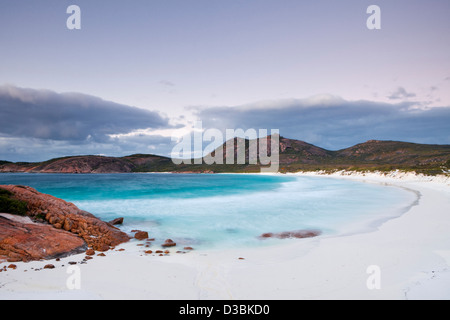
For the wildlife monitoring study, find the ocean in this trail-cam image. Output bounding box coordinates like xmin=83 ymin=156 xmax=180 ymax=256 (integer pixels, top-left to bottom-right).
xmin=0 ymin=173 xmax=417 ymax=250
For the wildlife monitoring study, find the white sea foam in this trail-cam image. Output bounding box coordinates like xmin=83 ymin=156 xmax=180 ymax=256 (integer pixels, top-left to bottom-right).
xmin=73 ymin=175 xmax=417 ymax=249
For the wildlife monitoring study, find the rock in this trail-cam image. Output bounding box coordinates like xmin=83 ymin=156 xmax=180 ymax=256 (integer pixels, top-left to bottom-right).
xmin=161 ymin=239 xmax=176 ymax=247
xmin=86 ymin=249 xmax=95 ymax=256
xmin=134 ymin=231 xmax=149 ymax=240
xmin=0 ymin=185 xmax=129 ymax=260
xmin=155 ymin=250 xmax=163 ymax=253
xmin=145 ymin=250 xmax=153 ymax=254
xmin=96 ymin=244 xmax=110 ymax=252
xmin=44 ymin=264 xmax=55 ymax=269
xmin=97 ymin=253 xmax=106 ymax=257
xmin=109 ymin=217 xmax=124 ymax=225
xmin=183 ymin=247 xmax=194 ymax=250
xmin=258 ymin=229 xmax=321 ymax=240
xmin=277 ymin=232 xmax=291 ymax=239
xmin=0 ymin=215 xmax=87 ymax=262
xmin=290 ymin=230 xmax=321 ymax=238
xmin=8 ymin=264 xmax=17 ymax=269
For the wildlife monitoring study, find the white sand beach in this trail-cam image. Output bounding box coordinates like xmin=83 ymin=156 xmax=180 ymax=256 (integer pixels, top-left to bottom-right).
xmin=1 ymin=171 xmax=449 ymax=300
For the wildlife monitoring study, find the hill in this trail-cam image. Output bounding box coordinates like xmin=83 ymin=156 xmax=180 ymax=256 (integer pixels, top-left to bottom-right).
xmin=1 ymin=137 xmax=449 ymax=175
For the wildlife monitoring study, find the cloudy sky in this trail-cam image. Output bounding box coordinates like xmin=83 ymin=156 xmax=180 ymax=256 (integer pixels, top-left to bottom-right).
xmin=0 ymin=0 xmax=449 ymax=161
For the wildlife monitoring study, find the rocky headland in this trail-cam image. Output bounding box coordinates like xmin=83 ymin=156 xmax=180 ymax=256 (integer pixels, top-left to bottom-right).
xmin=0 ymin=185 xmax=130 ymax=262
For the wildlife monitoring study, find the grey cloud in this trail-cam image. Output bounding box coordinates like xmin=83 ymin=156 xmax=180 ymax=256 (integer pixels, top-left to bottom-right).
xmin=109 ymin=134 xmax=174 ymax=155
xmin=0 ymin=85 xmax=172 ymax=142
xmin=387 ymin=87 xmax=416 ymax=100
xmin=194 ymin=96 xmax=450 ymax=150
xmin=159 ymin=80 xmax=175 ymax=87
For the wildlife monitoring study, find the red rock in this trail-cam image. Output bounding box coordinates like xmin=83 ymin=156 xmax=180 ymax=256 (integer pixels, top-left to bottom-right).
xmin=97 ymin=253 xmax=106 ymax=257
xmin=86 ymin=249 xmax=95 ymax=256
xmin=278 ymin=232 xmax=290 ymax=239
xmin=155 ymin=250 xmax=163 ymax=253
xmin=0 ymin=215 xmax=86 ymax=262
xmin=0 ymin=185 xmax=129 ymax=261
xmin=291 ymin=230 xmax=321 ymax=239
xmin=8 ymin=264 xmax=17 ymax=269
xmin=258 ymin=230 xmax=321 ymax=240
xmin=109 ymin=217 xmax=124 ymax=225
xmin=134 ymin=231 xmax=149 ymax=240
xmin=260 ymin=233 xmax=273 ymax=238
xmin=95 ymin=244 xmax=110 ymax=252
xmin=145 ymin=250 xmax=153 ymax=254
xmin=161 ymin=239 xmax=176 ymax=247
xmin=44 ymin=264 xmax=55 ymax=269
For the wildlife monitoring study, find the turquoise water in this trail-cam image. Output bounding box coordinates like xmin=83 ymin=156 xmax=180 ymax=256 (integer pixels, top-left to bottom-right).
xmin=0 ymin=173 xmax=416 ymax=249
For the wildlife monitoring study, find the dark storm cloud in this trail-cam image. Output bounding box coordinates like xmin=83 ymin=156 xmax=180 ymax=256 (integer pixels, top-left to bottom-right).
xmin=194 ymin=96 xmax=450 ymax=150
xmin=0 ymin=85 xmax=172 ymax=142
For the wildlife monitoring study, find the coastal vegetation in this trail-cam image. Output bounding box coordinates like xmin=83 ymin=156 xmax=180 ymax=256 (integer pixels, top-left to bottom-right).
xmin=0 ymin=188 xmax=28 ymax=216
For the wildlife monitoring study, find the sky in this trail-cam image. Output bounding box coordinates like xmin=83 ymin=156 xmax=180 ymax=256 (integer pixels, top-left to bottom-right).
xmin=0 ymin=0 xmax=449 ymax=162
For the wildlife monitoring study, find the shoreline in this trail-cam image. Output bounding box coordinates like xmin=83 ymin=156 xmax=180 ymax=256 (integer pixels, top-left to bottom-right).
xmin=0 ymin=171 xmax=449 ymax=299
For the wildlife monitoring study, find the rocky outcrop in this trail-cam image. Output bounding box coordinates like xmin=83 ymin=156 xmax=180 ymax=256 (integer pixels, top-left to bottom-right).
xmin=0 ymin=214 xmax=87 ymax=262
xmin=133 ymin=231 xmax=149 ymax=240
xmin=109 ymin=217 xmax=124 ymax=225
xmin=0 ymin=185 xmax=130 ymax=255
xmin=161 ymin=239 xmax=176 ymax=247
xmin=259 ymin=230 xmax=321 ymax=239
